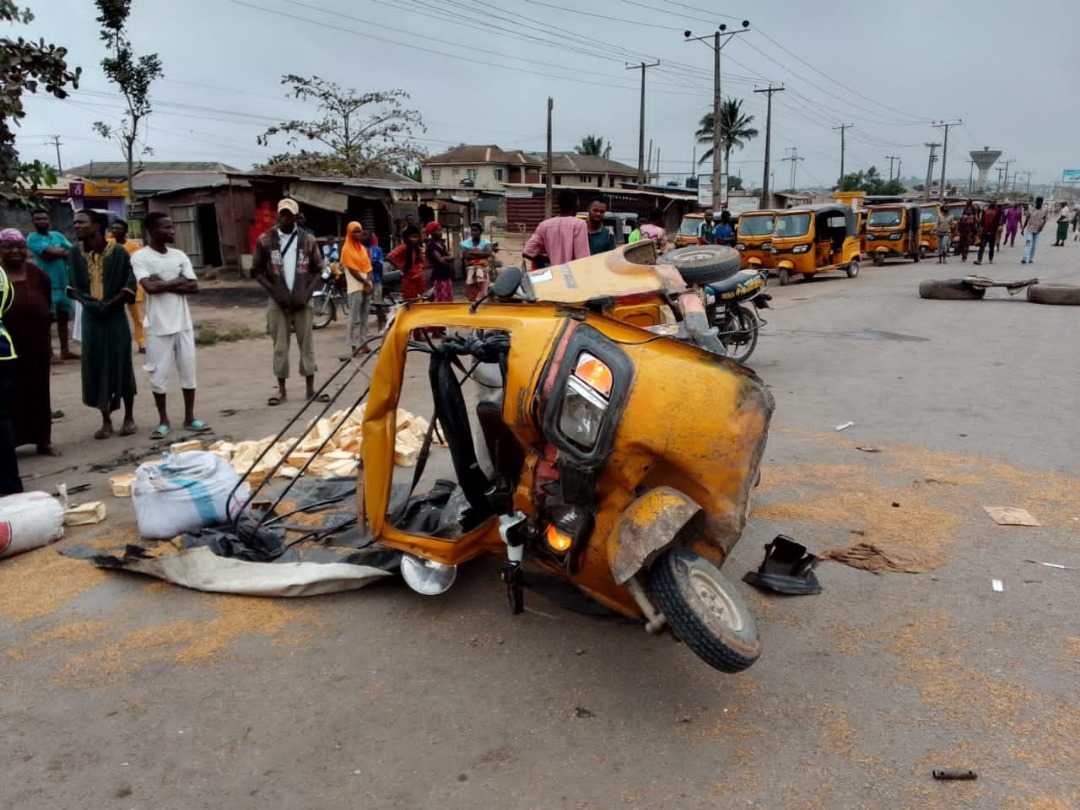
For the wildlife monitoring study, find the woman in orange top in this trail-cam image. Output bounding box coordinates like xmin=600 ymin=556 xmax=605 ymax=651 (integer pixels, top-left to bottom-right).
xmin=340 ymin=221 xmax=373 ymax=354
xmin=385 ymin=225 xmax=427 ymax=301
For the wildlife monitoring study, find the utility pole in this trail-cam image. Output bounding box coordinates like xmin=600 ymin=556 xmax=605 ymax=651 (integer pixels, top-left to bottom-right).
xmin=685 ymin=20 xmax=750 ymax=209
xmin=48 ymin=135 xmax=64 ymax=174
xmin=655 ymin=147 xmax=661 ymax=183
xmin=923 ymin=142 xmax=940 ymax=200
xmin=626 ymin=61 xmax=660 ymax=189
xmin=647 ymin=138 xmax=653 ymax=184
xmin=833 ymin=123 xmax=853 ymax=184
xmin=782 ymin=147 xmax=804 ymax=191
xmin=544 ymin=97 xmax=553 ymax=218
xmin=1000 ymin=158 xmax=1016 ymax=196
xmin=995 ymin=166 xmax=1006 ymax=193
xmin=885 ymin=155 xmax=899 ymax=182
xmin=754 ymin=84 xmax=784 ymax=209
xmin=897 ymin=158 xmax=902 ymax=184
xmin=967 ymin=159 xmax=975 ymax=194
xmin=933 ymin=119 xmax=962 ymax=201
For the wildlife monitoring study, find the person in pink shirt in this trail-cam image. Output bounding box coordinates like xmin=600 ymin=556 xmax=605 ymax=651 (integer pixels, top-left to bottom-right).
xmin=1002 ymin=203 xmax=1023 ymax=248
xmin=523 ymin=189 xmax=590 ymax=267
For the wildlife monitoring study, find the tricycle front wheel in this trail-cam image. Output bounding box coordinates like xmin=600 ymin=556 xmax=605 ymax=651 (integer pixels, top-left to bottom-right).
xmin=650 ymin=547 xmax=761 ymax=673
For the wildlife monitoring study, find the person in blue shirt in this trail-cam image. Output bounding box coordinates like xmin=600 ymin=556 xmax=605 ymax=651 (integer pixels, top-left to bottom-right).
xmin=360 ymin=229 xmax=386 ymax=331
xmin=714 ymin=210 xmax=736 ymax=247
xmin=460 ymin=222 xmax=495 ymax=302
xmin=26 ymin=209 xmax=79 ymax=362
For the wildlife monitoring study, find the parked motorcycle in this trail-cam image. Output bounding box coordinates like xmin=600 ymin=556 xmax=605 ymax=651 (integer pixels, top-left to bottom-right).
xmin=312 ymin=261 xmax=350 ymax=330
xmin=704 ymin=268 xmax=772 ymax=364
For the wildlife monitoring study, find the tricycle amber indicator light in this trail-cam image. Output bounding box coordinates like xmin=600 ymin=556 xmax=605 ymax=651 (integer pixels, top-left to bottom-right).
xmin=545 ymin=523 xmax=573 ymax=553
xmin=573 ymin=353 xmax=613 ymax=398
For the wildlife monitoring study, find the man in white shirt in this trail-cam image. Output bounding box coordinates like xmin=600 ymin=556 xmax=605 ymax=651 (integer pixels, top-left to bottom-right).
xmin=251 ymin=198 xmax=325 ymax=406
xmin=131 ymin=212 xmax=207 ymax=439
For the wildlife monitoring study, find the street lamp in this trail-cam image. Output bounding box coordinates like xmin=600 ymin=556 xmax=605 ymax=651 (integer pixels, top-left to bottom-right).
xmin=685 ymin=20 xmax=750 ymax=210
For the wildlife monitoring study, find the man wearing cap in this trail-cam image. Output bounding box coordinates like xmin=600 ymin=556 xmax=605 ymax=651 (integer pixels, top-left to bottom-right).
xmin=252 ymin=199 xmax=325 ymax=405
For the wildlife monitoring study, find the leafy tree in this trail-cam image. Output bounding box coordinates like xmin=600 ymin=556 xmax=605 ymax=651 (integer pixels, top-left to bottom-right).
xmin=0 ymin=1 xmax=81 ymax=205
xmin=257 ymin=75 xmax=426 ymax=176
xmin=574 ymin=135 xmax=612 ymax=158
xmin=836 ymin=165 xmax=905 ymax=195
xmin=695 ymin=98 xmax=759 ymax=167
xmin=728 ymin=175 xmax=745 ymax=192
xmin=92 ymin=0 xmax=164 ymax=204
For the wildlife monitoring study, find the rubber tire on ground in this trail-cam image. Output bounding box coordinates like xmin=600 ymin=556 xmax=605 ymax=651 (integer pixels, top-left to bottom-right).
xmin=778 ymin=267 xmax=791 ymax=286
xmin=918 ymin=279 xmax=987 ymax=300
xmin=1026 ymin=283 xmax=1080 ymax=305
xmin=661 ymin=245 xmax=742 ymax=286
xmin=650 ymin=547 xmax=761 ymax=674
xmin=312 ymin=296 xmax=335 ymax=329
xmin=717 ymin=304 xmax=759 ymax=364
xmin=872 ymin=254 xmax=884 ymax=267
xmin=846 ymin=260 xmax=859 ymax=278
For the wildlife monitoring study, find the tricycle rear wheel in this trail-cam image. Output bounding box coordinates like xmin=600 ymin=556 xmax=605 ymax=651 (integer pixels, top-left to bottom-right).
xmin=650 ymin=547 xmax=761 ymax=673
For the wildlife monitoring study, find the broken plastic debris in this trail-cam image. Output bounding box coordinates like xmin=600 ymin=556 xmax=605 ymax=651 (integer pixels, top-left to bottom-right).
xmin=932 ymin=769 xmax=977 ymax=781
xmin=1024 ymin=560 xmax=1080 ymax=571
xmin=833 ymin=421 xmax=854 ymax=431
xmin=991 ymin=579 xmax=1004 ymax=593
xmin=856 ymin=446 xmax=882 ymax=453
xmin=982 ymin=506 xmax=1041 ymax=526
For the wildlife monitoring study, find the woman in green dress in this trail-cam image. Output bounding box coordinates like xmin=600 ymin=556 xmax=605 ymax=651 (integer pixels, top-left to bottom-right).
xmin=66 ymin=209 xmax=139 ymax=439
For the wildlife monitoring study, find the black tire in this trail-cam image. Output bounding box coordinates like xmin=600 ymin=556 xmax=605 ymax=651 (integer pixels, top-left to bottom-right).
xmin=650 ymin=547 xmax=761 ymax=674
xmin=918 ymin=279 xmax=987 ymax=300
xmin=312 ymin=294 xmax=335 ymax=329
xmin=778 ymin=267 xmax=791 ymax=286
xmin=717 ymin=305 xmax=759 ymax=364
xmin=1026 ymin=283 xmax=1080 ymax=305
xmin=661 ymin=245 xmax=741 ymax=286
xmin=872 ymin=253 xmax=884 ymax=267
xmin=846 ymin=260 xmax=859 ymax=278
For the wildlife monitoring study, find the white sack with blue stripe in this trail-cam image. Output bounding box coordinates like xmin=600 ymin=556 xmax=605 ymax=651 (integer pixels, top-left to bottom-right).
xmin=133 ymin=451 xmax=250 ymax=540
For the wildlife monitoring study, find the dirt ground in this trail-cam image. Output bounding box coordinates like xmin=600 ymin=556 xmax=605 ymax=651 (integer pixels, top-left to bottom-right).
xmin=2 ymin=234 xmax=1078 ymax=809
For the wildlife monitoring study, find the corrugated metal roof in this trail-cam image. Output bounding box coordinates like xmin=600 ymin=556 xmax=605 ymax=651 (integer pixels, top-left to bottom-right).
xmin=67 ymin=161 xmax=241 ymax=179
xmin=132 ymin=171 xmax=235 ymax=193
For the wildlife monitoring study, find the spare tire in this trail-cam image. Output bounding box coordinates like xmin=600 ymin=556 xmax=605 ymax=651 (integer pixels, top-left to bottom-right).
xmin=918 ymin=278 xmax=986 ymax=300
xmin=1026 ymin=283 xmax=1080 ymax=305
xmin=661 ymin=245 xmax=742 ymax=286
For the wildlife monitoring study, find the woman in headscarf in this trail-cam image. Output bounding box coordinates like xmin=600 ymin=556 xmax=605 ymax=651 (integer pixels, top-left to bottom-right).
xmin=67 ymin=209 xmax=139 ymax=440
xmin=340 ymin=221 xmax=374 ymax=355
xmin=0 ymin=229 xmax=59 ymax=456
xmin=0 ymin=230 xmax=24 ymax=493
xmin=385 ymin=225 xmax=427 ymax=301
xmin=424 ymin=222 xmax=454 ymax=304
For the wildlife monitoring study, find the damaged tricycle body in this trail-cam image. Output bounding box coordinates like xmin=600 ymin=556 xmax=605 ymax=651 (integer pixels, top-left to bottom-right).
xmin=358 ymin=269 xmax=774 ymax=674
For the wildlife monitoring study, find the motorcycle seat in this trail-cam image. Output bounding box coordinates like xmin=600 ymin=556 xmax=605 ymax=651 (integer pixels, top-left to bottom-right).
xmin=707 ymin=270 xmax=765 ymax=302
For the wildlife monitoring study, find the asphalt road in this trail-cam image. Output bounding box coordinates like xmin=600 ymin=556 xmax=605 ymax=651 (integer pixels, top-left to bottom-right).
xmin=2 ymin=237 xmax=1078 ymax=809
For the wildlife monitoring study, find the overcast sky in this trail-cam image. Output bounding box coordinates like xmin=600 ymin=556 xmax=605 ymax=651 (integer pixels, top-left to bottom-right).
xmin=11 ymin=0 xmax=1080 ymax=192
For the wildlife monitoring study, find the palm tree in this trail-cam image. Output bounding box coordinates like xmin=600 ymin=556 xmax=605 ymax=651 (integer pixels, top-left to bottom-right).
xmin=575 ymin=134 xmax=612 ymax=158
xmin=695 ymin=98 xmax=759 ymax=168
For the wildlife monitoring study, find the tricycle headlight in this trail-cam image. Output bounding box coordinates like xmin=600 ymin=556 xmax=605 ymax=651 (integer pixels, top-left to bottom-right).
xmin=792 ymin=244 xmax=810 ymax=254
xmin=558 ymin=353 xmax=612 ymax=451
xmin=735 ymin=243 xmax=746 ymax=251
xmin=889 ymin=233 xmax=903 ymax=240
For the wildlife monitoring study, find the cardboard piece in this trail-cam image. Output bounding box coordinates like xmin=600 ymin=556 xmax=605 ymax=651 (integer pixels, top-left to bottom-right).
xmin=64 ymin=501 xmax=107 ymax=526
xmin=982 ymin=506 xmax=1041 ymax=527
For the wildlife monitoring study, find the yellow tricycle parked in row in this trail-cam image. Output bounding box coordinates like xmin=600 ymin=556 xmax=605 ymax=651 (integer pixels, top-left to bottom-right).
xmin=771 ymin=204 xmax=861 ymax=285
xmin=735 ymin=210 xmax=777 ymax=271
xmin=865 ymin=203 xmax=922 ymax=266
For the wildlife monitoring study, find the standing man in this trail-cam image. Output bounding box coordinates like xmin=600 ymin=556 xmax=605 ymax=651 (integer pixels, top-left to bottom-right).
xmin=1052 ymin=201 xmax=1071 ymax=246
xmin=698 ymin=209 xmax=716 ymax=244
xmin=714 ymin=210 xmax=736 ymax=247
xmin=460 ymin=222 xmax=494 ymax=302
xmin=523 ymin=189 xmax=590 ymax=268
xmin=26 ymin=208 xmax=79 ymax=363
xmin=66 ymin=210 xmax=138 ymax=440
xmin=1020 ymin=197 xmax=1049 ymax=265
xmin=934 ymin=208 xmax=953 ymax=263
xmin=109 ymin=219 xmax=146 ymax=354
xmin=132 ymin=212 xmax=209 ymax=439
xmin=252 ymin=199 xmax=325 ymax=406
xmin=360 ymin=229 xmax=387 ymax=331
xmin=973 ymin=201 xmax=1002 ymax=265
xmin=585 ymin=197 xmax=616 ymax=255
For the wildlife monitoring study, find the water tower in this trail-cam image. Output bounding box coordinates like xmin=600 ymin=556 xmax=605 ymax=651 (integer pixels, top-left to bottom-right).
xmin=970 ymin=147 xmax=1002 ymax=191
